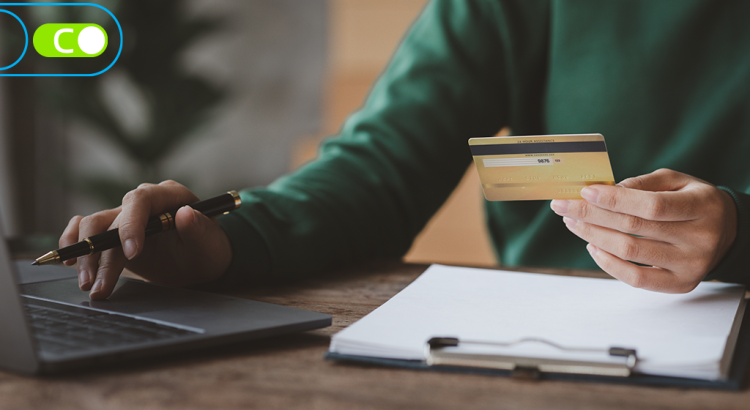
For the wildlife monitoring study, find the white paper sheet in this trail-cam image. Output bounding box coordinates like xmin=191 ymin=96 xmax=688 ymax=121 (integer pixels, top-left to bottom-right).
xmin=329 ymin=265 xmax=746 ymax=380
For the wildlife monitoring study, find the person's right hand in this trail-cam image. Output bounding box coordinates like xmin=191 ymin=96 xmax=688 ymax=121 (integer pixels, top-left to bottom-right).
xmin=59 ymin=180 xmax=233 ymax=300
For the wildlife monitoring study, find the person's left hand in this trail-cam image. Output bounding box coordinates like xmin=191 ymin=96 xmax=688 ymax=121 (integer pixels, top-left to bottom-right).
xmin=550 ymin=168 xmax=738 ymax=293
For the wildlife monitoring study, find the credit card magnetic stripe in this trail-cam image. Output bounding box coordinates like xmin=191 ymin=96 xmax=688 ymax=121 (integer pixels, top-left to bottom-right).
xmin=469 ymin=141 xmax=607 ymax=156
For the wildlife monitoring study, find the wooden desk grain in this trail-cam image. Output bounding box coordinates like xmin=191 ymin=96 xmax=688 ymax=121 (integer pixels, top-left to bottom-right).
xmin=1 ymin=260 xmax=748 ymax=410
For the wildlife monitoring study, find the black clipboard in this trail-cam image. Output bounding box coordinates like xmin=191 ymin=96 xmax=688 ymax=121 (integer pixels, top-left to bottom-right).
xmin=325 ymin=302 xmax=750 ymax=390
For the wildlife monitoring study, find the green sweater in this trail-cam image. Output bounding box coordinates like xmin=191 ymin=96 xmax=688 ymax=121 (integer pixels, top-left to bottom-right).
xmin=218 ymin=0 xmax=750 ymax=286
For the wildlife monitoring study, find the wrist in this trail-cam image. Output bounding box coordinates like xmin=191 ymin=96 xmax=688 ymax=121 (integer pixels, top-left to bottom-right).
xmin=714 ymin=189 xmax=738 ymax=270
xmin=704 ymin=187 xmax=750 ymax=284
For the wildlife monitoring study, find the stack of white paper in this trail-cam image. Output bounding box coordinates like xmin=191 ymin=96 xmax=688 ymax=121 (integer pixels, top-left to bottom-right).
xmin=329 ymin=265 xmax=747 ymax=380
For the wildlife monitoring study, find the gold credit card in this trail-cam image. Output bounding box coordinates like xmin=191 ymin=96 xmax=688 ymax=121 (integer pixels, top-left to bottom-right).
xmin=469 ymin=134 xmax=615 ymax=201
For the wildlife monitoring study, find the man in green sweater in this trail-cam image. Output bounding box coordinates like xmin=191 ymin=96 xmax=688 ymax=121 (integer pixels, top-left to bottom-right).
xmin=61 ymin=0 xmax=748 ymax=299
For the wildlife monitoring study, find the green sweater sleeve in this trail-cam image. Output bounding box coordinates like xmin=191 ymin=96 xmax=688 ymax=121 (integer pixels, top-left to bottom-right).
xmin=704 ymin=188 xmax=750 ymax=286
xmin=215 ymin=0 xmax=519 ymax=285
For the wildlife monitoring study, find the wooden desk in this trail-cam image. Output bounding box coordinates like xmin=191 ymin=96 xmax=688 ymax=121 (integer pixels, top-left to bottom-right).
xmin=1 ymin=260 xmax=748 ymax=410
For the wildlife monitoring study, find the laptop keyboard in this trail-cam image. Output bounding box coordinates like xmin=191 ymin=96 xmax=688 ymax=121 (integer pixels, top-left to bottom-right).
xmin=23 ymin=299 xmax=199 ymax=354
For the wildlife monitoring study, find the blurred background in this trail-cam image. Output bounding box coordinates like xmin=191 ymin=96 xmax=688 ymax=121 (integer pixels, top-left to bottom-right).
xmin=0 ymin=0 xmax=495 ymax=267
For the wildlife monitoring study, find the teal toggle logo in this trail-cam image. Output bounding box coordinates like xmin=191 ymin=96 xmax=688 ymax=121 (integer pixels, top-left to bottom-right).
xmin=33 ymin=23 xmax=108 ymax=57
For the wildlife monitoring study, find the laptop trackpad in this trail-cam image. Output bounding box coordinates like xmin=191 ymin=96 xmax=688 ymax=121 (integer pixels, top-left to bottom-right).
xmin=20 ymin=277 xmax=326 ymax=334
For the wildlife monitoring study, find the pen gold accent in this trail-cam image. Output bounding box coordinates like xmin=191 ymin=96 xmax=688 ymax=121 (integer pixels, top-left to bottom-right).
xmin=83 ymin=237 xmax=95 ymax=255
xmin=159 ymin=213 xmax=173 ymax=231
xmin=230 ymin=190 xmax=241 ymax=209
xmin=31 ymin=250 xmax=60 ymax=266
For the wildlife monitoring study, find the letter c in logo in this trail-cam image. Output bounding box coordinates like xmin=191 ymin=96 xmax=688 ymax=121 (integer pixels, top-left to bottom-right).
xmin=54 ymin=28 xmax=74 ymax=53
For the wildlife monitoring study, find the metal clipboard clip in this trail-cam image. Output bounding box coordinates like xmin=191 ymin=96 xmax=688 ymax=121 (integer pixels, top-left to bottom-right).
xmin=425 ymin=337 xmax=638 ymax=378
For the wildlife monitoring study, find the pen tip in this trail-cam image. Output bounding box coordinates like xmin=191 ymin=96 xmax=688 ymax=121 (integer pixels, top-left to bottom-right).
xmin=31 ymin=260 xmax=39 ymax=266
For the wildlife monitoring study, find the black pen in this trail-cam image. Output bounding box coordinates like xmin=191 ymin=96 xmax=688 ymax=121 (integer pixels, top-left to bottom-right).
xmin=32 ymin=190 xmax=241 ymax=266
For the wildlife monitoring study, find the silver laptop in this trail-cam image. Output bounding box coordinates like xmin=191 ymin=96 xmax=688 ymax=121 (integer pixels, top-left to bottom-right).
xmin=0 ymin=219 xmax=331 ymax=375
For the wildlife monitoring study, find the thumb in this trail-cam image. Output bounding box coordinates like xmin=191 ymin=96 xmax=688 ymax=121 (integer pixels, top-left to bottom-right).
xmin=174 ymin=206 xmax=224 ymax=253
xmin=617 ymin=169 xmax=691 ymax=192
xmin=172 ymin=205 xmax=232 ymax=282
